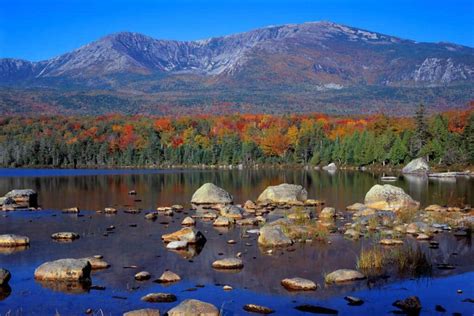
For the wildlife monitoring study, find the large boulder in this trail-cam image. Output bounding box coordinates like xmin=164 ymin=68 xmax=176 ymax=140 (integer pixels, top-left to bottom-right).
xmin=191 ymin=183 xmax=233 ymax=205
xmin=34 ymin=258 xmax=91 ymax=282
xmin=257 ymin=183 xmax=307 ymax=204
xmin=402 ymin=157 xmax=429 ymax=174
xmin=4 ymin=189 xmax=37 ymax=207
xmin=258 ymin=225 xmax=292 ymax=247
xmin=167 ymin=299 xmax=219 ymax=316
xmin=364 ymin=184 xmax=419 ymax=212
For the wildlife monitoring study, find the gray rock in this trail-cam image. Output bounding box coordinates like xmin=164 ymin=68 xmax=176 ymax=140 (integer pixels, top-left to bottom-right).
xmin=181 ymin=216 xmax=195 ymax=226
xmin=213 ymin=216 xmax=234 ymax=227
xmin=402 ymin=157 xmax=429 ymax=174
xmin=220 ymin=205 xmax=244 ymax=219
xmin=167 ymin=299 xmax=219 ymax=316
xmin=364 ymin=184 xmax=419 ymax=211
xmin=319 ymin=207 xmax=336 ymax=219
xmin=257 ymin=183 xmax=307 ymax=204
xmin=135 ymin=271 xmax=151 ymax=281
xmin=258 ymin=225 xmax=292 ymax=247
xmin=166 ymin=240 xmax=188 ymax=249
xmin=325 ymin=269 xmax=365 ymax=283
xmin=191 ymin=183 xmax=233 ymax=205
xmin=155 ymin=271 xmax=181 ymax=283
xmin=243 ymin=304 xmax=274 ymax=314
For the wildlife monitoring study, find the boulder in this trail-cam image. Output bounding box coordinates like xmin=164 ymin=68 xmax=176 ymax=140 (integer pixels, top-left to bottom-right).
xmin=325 ymin=269 xmax=365 ymax=283
xmin=4 ymin=189 xmax=37 ymax=207
xmin=220 ymin=205 xmax=244 ymax=219
xmin=141 ymin=292 xmax=177 ymax=303
xmin=161 ymin=228 xmax=206 ymax=244
xmin=258 ymin=225 xmax=292 ymax=247
xmin=51 ymin=232 xmax=80 ymax=240
xmin=212 ymin=258 xmax=243 ymax=270
xmin=167 ymin=299 xmax=219 ymax=316
xmin=213 ymin=216 xmax=234 ymax=227
xmin=155 ymin=271 xmax=181 ymax=283
xmin=0 ymin=234 xmax=30 ymax=247
xmin=191 ymin=183 xmax=233 ymax=205
xmin=257 ymin=183 xmax=307 ymax=204
xmin=364 ymin=184 xmax=419 ymax=212
xmin=123 ymin=309 xmax=161 ymax=316
xmin=402 ymin=158 xmax=429 ymax=174
xmin=135 ymin=271 xmax=151 ymax=281
xmin=0 ymin=268 xmax=11 ymax=286
xmin=322 ymin=163 xmax=337 ymax=171
xmin=34 ymin=258 xmax=91 ymax=282
xmin=181 ymin=216 xmax=195 ymax=226
xmin=281 ymin=277 xmax=317 ymax=291
xmin=319 ymin=207 xmax=336 ymax=219
xmin=392 ymin=296 xmax=422 ymax=314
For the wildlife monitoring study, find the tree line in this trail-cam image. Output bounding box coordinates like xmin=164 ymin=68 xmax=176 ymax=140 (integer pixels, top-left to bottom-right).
xmin=0 ymin=105 xmax=472 ymax=168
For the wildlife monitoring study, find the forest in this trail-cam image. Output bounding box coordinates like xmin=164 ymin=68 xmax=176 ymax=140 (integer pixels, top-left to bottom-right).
xmin=0 ymin=104 xmax=472 ymax=169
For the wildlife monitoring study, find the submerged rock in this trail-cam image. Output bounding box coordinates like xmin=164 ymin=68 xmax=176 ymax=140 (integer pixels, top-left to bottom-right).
xmin=402 ymin=157 xmax=429 ymax=174
xmin=166 ymin=240 xmax=188 ymax=250
xmin=344 ymin=296 xmax=364 ymax=306
xmin=191 ymin=183 xmax=233 ymax=205
xmin=0 ymin=268 xmax=11 ymax=286
xmin=161 ymin=228 xmax=206 ymax=244
xmin=325 ymin=269 xmax=365 ymax=284
xmin=51 ymin=232 xmax=80 ymax=240
xmin=243 ymin=304 xmax=274 ymax=314
xmin=295 ymin=305 xmax=338 ymax=314
xmin=258 ymin=225 xmax=292 ymax=247
xmin=281 ymin=277 xmax=317 ymax=291
xmin=392 ymin=296 xmax=422 ymax=314
xmin=167 ymin=299 xmax=218 ymax=316
xmin=141 ymin=292 xmax=177 ymax=303
xmin=123 ymin=309 xmax=161 ymax=316
xmin=257 ymin=183 xmax=307 ymax=205
xmin=34 ymin=258 xmax=91 ymax=282
xmin=0 ymin=234 xmax=29 ymax=247
xmin=364 ymin=184 xmax=419 ymax=212
xmin=212 ymin=258 xmax=243 ymax=270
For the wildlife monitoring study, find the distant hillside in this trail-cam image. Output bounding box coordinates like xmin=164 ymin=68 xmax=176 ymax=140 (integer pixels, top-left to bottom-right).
xmin=1 ymin=21 xmax=473 ymax=115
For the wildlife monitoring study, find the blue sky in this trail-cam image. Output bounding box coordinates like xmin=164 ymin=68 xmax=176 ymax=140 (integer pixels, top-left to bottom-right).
xmin=1 ymin=0 xmax=473 ymax=61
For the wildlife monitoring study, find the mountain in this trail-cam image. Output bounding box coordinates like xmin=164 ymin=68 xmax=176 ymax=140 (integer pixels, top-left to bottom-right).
xmin=1 ymin=21 xmax=473 ymax=115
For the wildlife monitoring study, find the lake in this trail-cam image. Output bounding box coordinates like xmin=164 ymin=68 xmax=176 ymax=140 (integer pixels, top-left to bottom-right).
xmin=0 ymin=168 xmax=473 ymax=315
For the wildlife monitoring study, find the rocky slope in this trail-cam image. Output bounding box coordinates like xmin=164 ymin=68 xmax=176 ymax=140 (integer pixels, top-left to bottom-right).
xmin=1 ymin=21 xmax=473 ymax=115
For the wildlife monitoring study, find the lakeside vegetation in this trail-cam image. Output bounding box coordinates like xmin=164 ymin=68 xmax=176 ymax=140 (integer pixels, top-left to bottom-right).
xmin=0 ymin=104 xmax=472 ymax=168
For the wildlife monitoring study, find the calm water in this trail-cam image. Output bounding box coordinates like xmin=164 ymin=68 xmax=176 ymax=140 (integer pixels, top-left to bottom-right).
xmin=0 ymin=168 xmax=473 ymax=315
